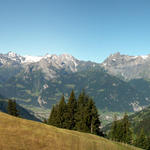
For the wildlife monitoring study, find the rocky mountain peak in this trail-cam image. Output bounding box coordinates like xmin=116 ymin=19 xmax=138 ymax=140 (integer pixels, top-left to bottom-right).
xmin=101 ymin=52 xmax=150 ymax=80
xmin=7 ymin=51 xmax=18 ymax=57
xmin=0 ymin=52 xmax=77 ymax=65
xmin=102 ymin=53 xmax=150 ymax=67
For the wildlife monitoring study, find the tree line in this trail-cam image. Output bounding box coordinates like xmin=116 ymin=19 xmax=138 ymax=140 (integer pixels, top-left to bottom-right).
xmin=47 ymin=90 xmax=103 ymax=136
xmin=109 ymin=114 xmax=150 ymax=150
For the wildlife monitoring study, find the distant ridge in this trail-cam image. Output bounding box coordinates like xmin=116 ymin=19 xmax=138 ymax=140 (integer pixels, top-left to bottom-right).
xmin=101 ymin=52 xmax=150 ymax=80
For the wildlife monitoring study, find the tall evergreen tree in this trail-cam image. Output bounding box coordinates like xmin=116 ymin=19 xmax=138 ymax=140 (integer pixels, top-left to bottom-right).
xmin=12 ymin=100 xmax=19 ymax=117
xmin=57 ymin=94 xmax=67 ymax=128
xmin=134 ymin=128 xmax=148 ymax=149
xmin=146 ymin=137 xmax=150 ymax=150
xmin=65 ymin=90 xmax=77 ymax=129
xmin=8 ymin=99 xmax=13 ymax=115
xmin=48 ymin=104 xmax=59 ymax=126
xmin=48 ymin=94 xmax=67 ymax=128
xmin=75 ymin=91 xmax=87 ymax=131
xmin=75 ymin=92 xmax=101 ymax=134
xmin=48 ymin=91 xmax=102 ymax=136
xmin=7 ymin=100 xmax=19 ymax=117
xmin=109 ymin=113 xmax=132 ymax=144
xmin=89 ymin=99 xmax=101 ymax=135
xmin=121 ymin=113 xmax=132 ymax=144
xmin=110 ymin=115 xmax=118 ymax=140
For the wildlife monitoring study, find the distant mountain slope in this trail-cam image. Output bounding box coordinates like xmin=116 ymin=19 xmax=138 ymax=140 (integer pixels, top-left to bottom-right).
xmin=0 ymin=112 xmax=141 ymax=150
xmin=0 ymin=99 xmax=40 ymax=122
xmin=128 ymin=106 xmax=150 ymax=136
xmin=103 ymin=105 xmax=150 ymax=137
xmin=0 ymin=68 xmax=148 ymax=113
xmin=101 ymin=52 xmax=150 ymax=80
xmin=128 ymin=78 xmax=150 ymax=98
xmin=0 ymin=51 xmax=150 ymax=115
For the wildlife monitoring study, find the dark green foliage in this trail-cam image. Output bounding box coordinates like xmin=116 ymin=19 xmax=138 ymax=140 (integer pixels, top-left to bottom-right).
xmin=128 ymin=105 xmax=150 ymax=136
xmin=57 ymin=94 xmax=67 ymax=128
xmin=8 ymin=99 xmax=13 ymax=115
xmin=48 ymin=95 xmax=67 ymax=128
xmin=48 ymin=104 xmax=59 ymax=126
xmin=110 ymin=115 xmax=118 ymax=140
xmin=121 ymin=113 xmax=132 ymax=144
xmin=88 ymin=99 xmax=101 ymax=135
xmin=7 ymin=99 xmax=19 ymax=117
xmin=75 ymin=91 xmax=101 ymax=135
xmin=134 ymin=129 xmax=150 ymax=150
xmin=48 ymin=90 xmax=102 ymax=136
xmin=65 ymin=90 xmax=77 ymax=129
xmin=75 ymin=91 xmax=87 ymax=132
xmin=110 ymin=113 xmax=132 ymax=144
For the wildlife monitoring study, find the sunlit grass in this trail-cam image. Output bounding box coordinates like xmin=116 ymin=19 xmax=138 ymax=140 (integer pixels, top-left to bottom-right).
xmin=0 ymin=112 xmax=142 ymax=150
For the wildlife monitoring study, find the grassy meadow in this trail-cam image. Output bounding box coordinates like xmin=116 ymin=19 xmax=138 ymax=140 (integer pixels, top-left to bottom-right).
xmin=0 ymin=112 xmax=142 ymax=150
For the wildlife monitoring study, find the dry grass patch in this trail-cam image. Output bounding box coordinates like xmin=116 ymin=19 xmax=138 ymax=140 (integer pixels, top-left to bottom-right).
xmin=0 ymin=112 xmax=142 ymax=150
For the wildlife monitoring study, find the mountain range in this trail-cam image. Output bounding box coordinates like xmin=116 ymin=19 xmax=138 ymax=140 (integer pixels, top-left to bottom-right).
xmin=1 ymin=51 xmax=150 ymax=119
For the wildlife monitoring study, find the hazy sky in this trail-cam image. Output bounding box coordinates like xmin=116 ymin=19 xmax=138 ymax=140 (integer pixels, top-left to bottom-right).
xmin=0 ymin=0 xmax=150 ymax=62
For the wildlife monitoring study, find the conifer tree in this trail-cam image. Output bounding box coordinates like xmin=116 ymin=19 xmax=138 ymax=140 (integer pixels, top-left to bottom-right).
xmin=12 ymin=100 xmax=19 ymax=117
xmin=110 ymin=113 xmax=132 ymax=144
xmin=134 ymin=128 xmax=148 ymax=149
xmin=75 ymin=92 xmax=101 ymax=134
xmin=110 ymin=115 xmax=118 ymax=140
xmin=48 ymin=94 xmax=67 ymax=128
xmin=48 ymin=91 xmax=102 ymax=136
xmin=146 ymin=136 xmax=150 ymax=150
xmin=121 ymin=113 xmax=132 ymax=144
xmin=57 ymin=94 xmax=67 ymax=128
xmin=65 ymin=90 xmax=77 ymax=129
xmin=75 ymin=91 xmax=87 ymax=131
xmin=90 ymin=99 xmax=101 ymax=135
xmin=7 ymin=100 xmax=19 ymax=117
xmin=48 ymin=104 xmax=59 ymax=126
xmin=8 ymin=99 xmax=13 ymax=115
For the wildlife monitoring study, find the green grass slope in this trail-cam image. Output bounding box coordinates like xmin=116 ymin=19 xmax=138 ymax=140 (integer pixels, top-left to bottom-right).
xmin=0 ymin=112 xmax=142 ymax=150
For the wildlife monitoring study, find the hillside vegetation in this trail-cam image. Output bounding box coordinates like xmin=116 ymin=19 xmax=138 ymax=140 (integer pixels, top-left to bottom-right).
xmin=129 ymin=105 xmax=150 ymax=136
xmin=0 ymin=112 xmax=141 ymax=150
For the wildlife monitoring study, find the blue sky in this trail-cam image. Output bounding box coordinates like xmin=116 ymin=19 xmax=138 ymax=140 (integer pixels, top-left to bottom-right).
xmin=0 ymin=0 xmax=150 ymax=62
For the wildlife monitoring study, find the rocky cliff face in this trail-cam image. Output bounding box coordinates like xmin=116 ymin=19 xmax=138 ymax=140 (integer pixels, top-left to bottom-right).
xmin=101 ymin=52 xmax=150 ymax=80
xmin=0 ymin=52 xmax=99 ymax=80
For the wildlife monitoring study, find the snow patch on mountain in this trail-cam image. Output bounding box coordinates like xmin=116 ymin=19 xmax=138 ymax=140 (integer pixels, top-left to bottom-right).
xmin=141 ymin=55 xmax=149 ymax=60
xmin=7 ymin=51 xmax=17 ymax=57
xmin=22 ymin=55 xmax=43 ymax=63
xmin=6 ymin=51 xmax=23 ymax=62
